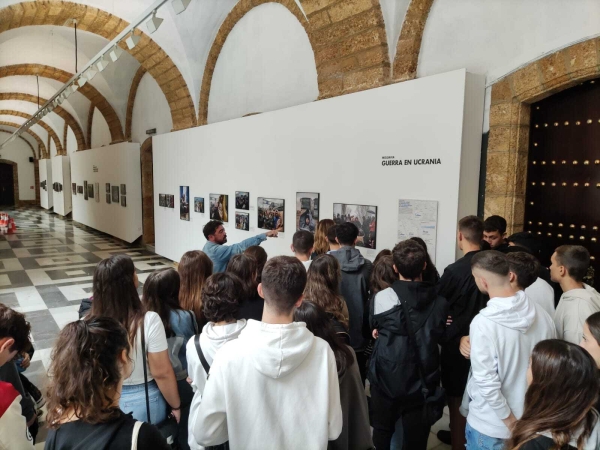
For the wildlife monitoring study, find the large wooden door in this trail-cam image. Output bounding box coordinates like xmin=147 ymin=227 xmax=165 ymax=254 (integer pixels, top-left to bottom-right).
xmin=0 ymin=163 xmax=14 ymax=206
xmin=525 ymin=79 xmax=600 ymax=283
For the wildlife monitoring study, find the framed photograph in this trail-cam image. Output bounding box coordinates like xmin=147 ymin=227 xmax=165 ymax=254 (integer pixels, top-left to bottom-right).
xmin=194 ymin=197 xmax=204 ymax=213
xmin=106 ymin=183 xmax=110 ymax=193
xmin=296 ymin=192 xmax=319 ymax=233
xmin=235 ymin=191 xmax=249 ymax=210
xmin=94 ymin=183 xmax=99 ymax=202
xmin=159 ymin=194 xmax=166 ymax=207
xmin=59 ymin=183 xmax=63 ymax=192
xmin=120 ymin=184 xmax=126 ymax=195
xmin=333 ymin=203 xmax=378 ymax=249
xmin=88 ymin=183 xmax=94 ymax=199
xmin=106 ymin=193 xmax=111 ymax=204
xmin=111 ymin=186 xmax=119 ymax=203
xmin=168 ymin=195 xmax=175 ymax=208
xmin=235 ymin=212 xmax=250 ymax=231
xmin=77 ymin=186 xmax=83 ymax=194
xmin=209 ymin=194 xmax=229 ymax=222
xmin=84 ymin=181 xmax=88 ymax=200
xmin=180 ymin=186 xmax=190 ymax=221
xmin=257 ymin=197 xmax=285 ymax=231
xmin=121 ymin=196 xmax=127 ymax=207
xmin=72 ymin=183 xmax=77 ymax=194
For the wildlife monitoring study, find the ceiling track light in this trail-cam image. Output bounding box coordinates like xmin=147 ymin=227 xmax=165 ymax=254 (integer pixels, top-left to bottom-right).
xmin=172 ymin=0 xmax=192 ymax=14
xmin=96 ymin=57 xmax=110 ymax=72
xmin=77 ymin=77 xmax=87 ymax=88
xmin=70 ymin=83 xmax=79 ymax=94
xmin=146 ymin=10 xmax=163 ymax=34
xmin=109 ymin=45 xmax=123 ymax=62
xmin=126 ymin=33 xmax=141 ymax=50
xmin=86 ymin=67 xmax=98 ymax=81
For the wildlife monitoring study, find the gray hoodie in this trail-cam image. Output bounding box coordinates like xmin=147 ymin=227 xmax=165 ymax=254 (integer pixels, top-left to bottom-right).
xmin=554 ymin=283 xmax=600 ymax=344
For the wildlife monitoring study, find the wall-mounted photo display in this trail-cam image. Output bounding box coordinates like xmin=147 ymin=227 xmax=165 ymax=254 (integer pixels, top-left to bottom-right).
xmin=84 ymin=181 xmax=88 ymax=200
xmin=333 ymin=202 xmax=378 ymax=249
xmin=106 ymin=193 xmax=111 ymax=204
xmin=88 ymin=183 xmax=94 ymax=199
xmin=180 ymin=186 xmax=190 ymax=221
xmin=121 ymin=196 xmax=127 ymax=207
xmin=296 ymin=192 xmax=319 ymax=233
xmin=120 ymin=184 xmax=126 ymax=195
xmin=59 ymin=183 xmax=63 ymax=192
xmin=106 ymin=183 xmax=111 ymax=193
xmin=210 ymin=194 xmax=229 ymax=222
xmin=159 ymin=194 xmax=166 ymax=207
xmin=168 ymin=195 xmax=174 ymax=208
xmin=72 ymin=183 xmax=77 ymax=194
xmin=94 ymin=183 xmax=100 ymax=202
xmin=194 ymin=197 xmax=204 ymax=213
xmin=235 ymin=191 xmax=249 ymax=210
xmin=77 ymin=186 xmax=83 ymax=194
xmin=258 ymin=197 xmax=285 ymax=231
xmin=236 ymin=212 xmax=250 ymax=231
xmin=111 ymin=186 xmax=119 ymax=203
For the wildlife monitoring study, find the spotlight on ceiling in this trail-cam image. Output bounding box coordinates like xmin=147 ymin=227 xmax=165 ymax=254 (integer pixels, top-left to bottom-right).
xmin=77 ymin=77 xmax=87 ymax=88
xmin=70 ymin=83 xmax=79 ymax=94
xmin=146 ymin=11 xmax=163 ymax=34
xmin=172 ymin=0 xmax=192 ymax=14
xmin=96 ymin=57 xmax=110 ymax=72
xmin=126 ymin=33 xmax=141 ymax=50
xmin=86 ymin=67 xmax=98 ymax=81
xmin=109 ymin=45 xmax=123 ymax=62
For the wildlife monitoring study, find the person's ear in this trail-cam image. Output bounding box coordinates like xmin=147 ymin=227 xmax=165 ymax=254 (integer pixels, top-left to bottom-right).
xmin=0 ymin=338 xmax=15 ymax=354
xmin=458 ymin=231 xmax=463 ymax=242
xmin=559 ymin=265 xmax=567 ymax=278
xmin=294 ymin=295 xmax=304 ymax=308
xmin=257 ymin=283 xmax=265 ymax=299
xmin=392 ymin=264 xmax=399 ymax=274
xmin=290 ymin=244 xmax=295 ymax=253
xmin=120 ymin=349 xmax=129 ymax=365
xmin=509 ymin=272 xmax=516 ymax=283
xmin=335 ymin=237 xmax=340 ymax=245
xmin=308 ymin=246 xmax=314 ymax=255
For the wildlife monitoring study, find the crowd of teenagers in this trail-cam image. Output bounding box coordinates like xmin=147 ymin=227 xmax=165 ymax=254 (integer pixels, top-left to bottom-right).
xmin=1 ymin=215 xmax=600 ymax=450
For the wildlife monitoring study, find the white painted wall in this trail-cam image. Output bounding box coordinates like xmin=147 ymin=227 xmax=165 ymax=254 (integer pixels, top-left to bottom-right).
xmin=50 ymin=139 xmax=57 ymax=158
xmin=131 ymin=73 xmax=173 ymax=145
xmin=51 ymin=155 xmax=72 ymax=216
xmin=154 ymin=69 xmax=484 ymax=271
xmin=0 ymin=132 xmax=35 ymax=201
xmin=71 ymin=142 xmax=142 ymax=243
xmin=207 ymin=3 xmax=319 ymax=124
xmin=66 ymin=126 xmax=77 ymax=155
xmin=38 ymin=159 xmax=53 ymax=209
xmin=91 ymin=108 xmax=111 ymax=148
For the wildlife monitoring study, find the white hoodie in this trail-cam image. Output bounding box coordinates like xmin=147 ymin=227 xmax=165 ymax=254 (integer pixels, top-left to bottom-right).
xmin=467 ymin=291 xmax=555 ymax=439
xmin=186 ymin=320 xmax=247 ymax=450
xmin=554 ymin=283 xmax=600 ymax=344
xmin=193 ymin=319 xmax=343 ymax=450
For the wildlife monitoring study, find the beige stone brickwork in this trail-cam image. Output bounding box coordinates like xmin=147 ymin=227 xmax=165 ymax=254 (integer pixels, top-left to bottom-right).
xmin=0 ymin=64 xmax=124 ymax=143
xmin=63 ymin=122 xmax=68 ymax=153
xmin=0 ymin=109 xmax=64 ymax=155
xmin=0 ymin=2 xmax=196 ymax=131
xmin=0 ymin=120 xmax=47 ymax=158
xmin=486 ymin=37 xmax=600 ymax=234
xmin=0 ymin=92 xmax=86 ymax=150
xmin=86 ymin=103 xmax=95 ymax=149
xmin=125 ymin=67 xmax=147 ymax=141
xmin=0 ymin=159 xmax=18 ymax=205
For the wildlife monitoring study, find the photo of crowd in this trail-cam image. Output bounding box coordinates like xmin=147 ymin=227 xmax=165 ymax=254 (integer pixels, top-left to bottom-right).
xmin=210 ymin=194 xmax=229 ymax=222
xmin=159 ymin=194 xmax=166 ymax=207
xmin=235 ymin=191 xmax=249 ymax=210
xmin=180 ymin=186 xmax=190 ymax=221
xmin=296 ymin=192 xmax=319 ymax=233
xmin=235 ymin=212 xmax=250 ymax=231
xmin=168 ymin=194 xmax=174 ymax=208
xmin=258 ymin=197 xmax=284 ymax=232
xmin=194 ymin=197 xmax=204 ymax=213
xmin=333 ymin=203 xmax=377 ymax=249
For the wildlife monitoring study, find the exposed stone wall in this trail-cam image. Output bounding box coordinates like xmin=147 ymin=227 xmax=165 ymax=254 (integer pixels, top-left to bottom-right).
xmin=0 ymin=109 xmax=64 ymax=155
xmin=86 ymin=103 xmax=95 ymax=150
xmin=125 ymin=67 xmax=147 ymax=141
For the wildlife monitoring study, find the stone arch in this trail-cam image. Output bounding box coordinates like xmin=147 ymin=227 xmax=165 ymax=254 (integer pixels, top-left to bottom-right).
xmin=0 ymin=129 xmax=36 ymax=158
xmin=0 ymin=121 xmax=44 ymax=158
xmin=0 ymin=64 xmax=123 ymax=143
xmin=140 ymin=137 xmax=154 ymax=244
xmin=0 ymin=92 xmax=86 ymax=150
xmin=392 ymin=0 xmax=434 ymax=82
xmin=0 ymin=2 xmax=196 ymax=131
xmin=86 ymin=103 xmax=95 ymax=148
xmin=485 ymin=37 xmax=600 ymax=233
xmin=125 ymin=67 xmax=147 ymax=141
xmin=0 ymin=109 xmax=63 ymax=155
xmin=0 ymin=159 xmax=18 ymax=205
xmin=199 ymin=0 xmax=390 ymax=124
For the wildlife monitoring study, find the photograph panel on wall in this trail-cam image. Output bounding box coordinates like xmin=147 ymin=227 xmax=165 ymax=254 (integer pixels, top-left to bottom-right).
xmin=235 ymin=191 xmax=249 ymax=210
xmin=84 ymin=181 xmax=88 ymax=200
xmin=88 ymin=183 xmax=94 ymax=199
xmin=106 ymin=183 xmax=110 ymax=193
xmin=159 ymin=194 xmax=166 ymax=207
xmin=257 ymin=197 xmax=285 ymax=231
xmin=106 ymin=193 xmax=111 ymax=204
xmin=111 ymin=186 xmax=119 ymax=203
xmin=121 ymin=196 xmax=127 ymax=207
xmin=180 ymin=186 xmax=190 ymax=221
xmin=77 ymin=186 xmax=83 ymax=194
xmin=209 ymin=194 xmax=229 ymax=222
xmin=235 ymin=212 xmax=250 ymax=231
xmin=121 ymin=184 xmax=126 ymax=195
xmin=194 ymin=197 xmax=204 ymax=213
xmin=333 ymin=202 xmax=378 ymax=249
xmin=94 ymin=183 xmax=99 ymax=202
xmin=168 ymin=195 xmax=174 ymax=208
xmin=72 ymin=183 xmax=77 ymax=194
xmin=296 ymin=192 xmax=319 ymax=233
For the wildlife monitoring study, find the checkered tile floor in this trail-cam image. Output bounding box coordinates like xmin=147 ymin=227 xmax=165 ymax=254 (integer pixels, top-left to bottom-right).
xmin=0 ymin=205 xmax=176 ymax=447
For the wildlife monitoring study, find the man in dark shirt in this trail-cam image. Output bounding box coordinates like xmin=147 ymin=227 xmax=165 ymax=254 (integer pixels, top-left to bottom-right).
xmin=436 ymin=215 xmax=489 ymax=450
xmin=483 ymin=215 xmax=509 ymax=252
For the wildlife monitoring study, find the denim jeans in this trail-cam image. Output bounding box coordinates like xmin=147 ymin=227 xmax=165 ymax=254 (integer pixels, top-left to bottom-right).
xmin=465 ymin=423 xmax=506 ymax=450
xmin=120 ymin=380 xmax=167 ymax=424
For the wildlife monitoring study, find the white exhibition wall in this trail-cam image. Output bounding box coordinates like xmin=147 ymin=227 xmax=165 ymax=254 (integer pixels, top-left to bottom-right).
xmin=71 ymin=143 xmax=143 ymax=243
xmin=51 ymin=155 xmax=72 ymax=216
xmin=38 ymin=159 xmax=53 ymax=209
xmin=154 ymin=69 xmax=485 ymax=271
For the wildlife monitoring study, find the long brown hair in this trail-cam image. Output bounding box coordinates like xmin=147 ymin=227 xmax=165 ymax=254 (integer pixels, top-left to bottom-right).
xmin=90 ymin=254 xmax=143 ymax=344
xmin=226 ymin=254 xmax=258 ymax=300
xmin=304 ymin=254 xmax=348 ymax=329
xmin=46 ymin=317 xmax=130 ymax=427
xmin=370 ymin=255 xmax=397 ymax=296
xmin=314 ymin=219 xmax=334 ymax=256
xmin=142 ymin=268 xmax=181 ymax=337
xmin=586 ymin=311 xmax=600 ymax=344
xmin=509 ymin=339 xmax=599 ymax=450
xmin=179 ymin=250 xmax=213 ymax=324
xmin=244 ymin=246 xmax=267 ymax=282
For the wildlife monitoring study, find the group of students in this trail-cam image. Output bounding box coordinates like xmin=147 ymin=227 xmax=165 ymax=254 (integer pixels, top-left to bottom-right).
xmin=1 ymin=215 xmax=600 ymax=449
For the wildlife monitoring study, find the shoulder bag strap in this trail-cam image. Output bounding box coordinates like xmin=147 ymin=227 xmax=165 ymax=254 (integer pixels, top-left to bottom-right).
xmin=194 ymin=334 xmax=211 ymax=377
xmin=188 ymin=310 xmax=199 ymax=334
xmin=131 ymin=421 xmax=143 ymax=450
xmin=140 ymin=319 xmax=152 ymax=424
xmin=391 ymin=283 xmax=430 ymax=400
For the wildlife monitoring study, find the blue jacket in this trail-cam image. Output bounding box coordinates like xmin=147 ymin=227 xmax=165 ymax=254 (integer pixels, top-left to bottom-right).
xmin=203 ymin=234 xmax=267 ymax=272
